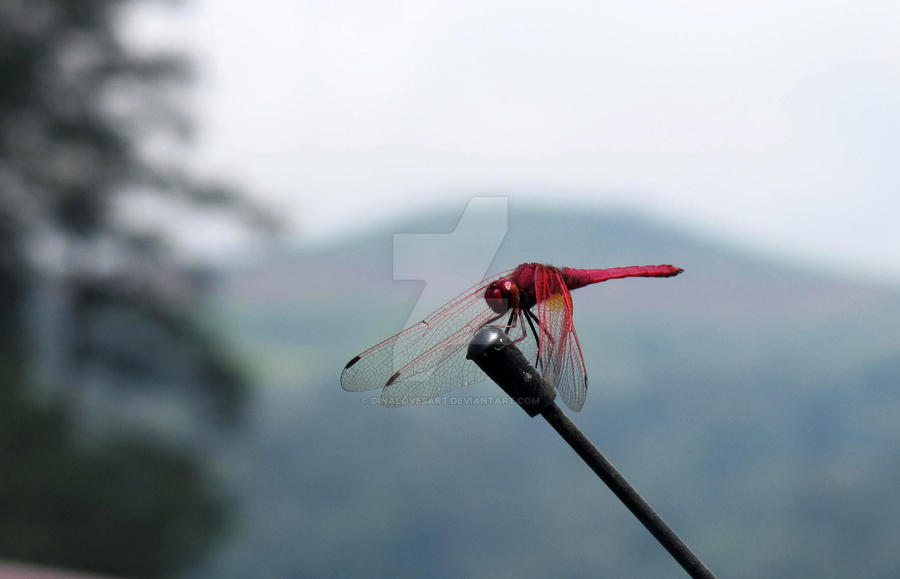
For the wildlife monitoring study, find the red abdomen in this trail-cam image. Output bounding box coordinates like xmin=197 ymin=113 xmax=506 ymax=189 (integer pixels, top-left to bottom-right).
xmin=562 ymin=264 xmax=684 ymax=291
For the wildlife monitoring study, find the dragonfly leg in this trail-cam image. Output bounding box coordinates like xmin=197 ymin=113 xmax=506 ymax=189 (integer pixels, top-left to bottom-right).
xmin=485 ymin=310 xmax=519 ymax=332
xmin=523 ymin=308 xmax=543 ymax=369
xmin=503 ymin=310 xmax=516 ymax=335
xmin=525 ymin=308 xmax=555 ymax=345
xmin=506 ymin=309 xmax=533 ymax=348
xmin=483 ymin=312 xmax=505 ymax=326
xmin=480 ymin=310 xmax=520 ymax=334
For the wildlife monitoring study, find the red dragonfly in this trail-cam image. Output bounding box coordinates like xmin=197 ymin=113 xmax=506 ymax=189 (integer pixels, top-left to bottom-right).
xmin=341 ymin=263 xmax=683 ymax=411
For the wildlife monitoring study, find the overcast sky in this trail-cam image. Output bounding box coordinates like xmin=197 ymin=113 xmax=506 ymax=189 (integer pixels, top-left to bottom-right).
xmin=132 ymin=1 xmax=900 ymax=281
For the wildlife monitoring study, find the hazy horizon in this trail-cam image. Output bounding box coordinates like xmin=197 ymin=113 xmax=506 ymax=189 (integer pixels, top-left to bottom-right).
xmin=127 ymin=0 xmax=900 ymax=283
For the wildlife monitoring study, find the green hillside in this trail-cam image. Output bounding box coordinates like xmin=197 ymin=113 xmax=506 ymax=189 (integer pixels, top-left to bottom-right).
xmin=196 ymin=206 xmax=900 ymax=578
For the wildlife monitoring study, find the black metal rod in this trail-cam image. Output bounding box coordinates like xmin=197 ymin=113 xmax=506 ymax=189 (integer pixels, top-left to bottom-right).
xmin=466 ymin=326 xmax=716 ymax=578
xmin=540 ymin=403 xmax=716 ymax=579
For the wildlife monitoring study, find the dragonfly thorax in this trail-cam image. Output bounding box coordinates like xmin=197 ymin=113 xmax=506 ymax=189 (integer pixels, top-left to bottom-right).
xmin=484 ymin=278 xmax=520 ymax=314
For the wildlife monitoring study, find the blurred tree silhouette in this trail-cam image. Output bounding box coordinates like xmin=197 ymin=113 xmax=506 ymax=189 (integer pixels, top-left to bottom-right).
xmin=0 ymin=0 xmax=273 ymax=576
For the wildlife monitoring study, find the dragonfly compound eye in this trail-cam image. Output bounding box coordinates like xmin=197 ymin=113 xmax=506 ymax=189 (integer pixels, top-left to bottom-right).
xmin=484 ymin=279 xmax=519 ymax=314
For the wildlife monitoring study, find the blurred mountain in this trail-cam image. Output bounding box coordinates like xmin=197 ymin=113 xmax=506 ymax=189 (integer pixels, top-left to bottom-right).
xmin=197 ymin=205 xmax=900 ymax=578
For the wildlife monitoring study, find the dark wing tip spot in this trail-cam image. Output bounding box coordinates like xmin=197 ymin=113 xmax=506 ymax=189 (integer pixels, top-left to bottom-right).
xmin=344 ymin=355 xmax=361 ymax=369
xmin=385 ymin=371 xmax=401 ymax=387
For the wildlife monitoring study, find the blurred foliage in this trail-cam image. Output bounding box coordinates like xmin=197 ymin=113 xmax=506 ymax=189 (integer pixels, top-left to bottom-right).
xmin=0 ymin=388 xmax=226 ymax=577
xmin=0 ymin=0 xmax=273 ymax=576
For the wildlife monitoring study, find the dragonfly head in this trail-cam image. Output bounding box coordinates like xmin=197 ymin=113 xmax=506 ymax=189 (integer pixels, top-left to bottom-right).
xmin=484 ymin=278 xmax=520 ymax=314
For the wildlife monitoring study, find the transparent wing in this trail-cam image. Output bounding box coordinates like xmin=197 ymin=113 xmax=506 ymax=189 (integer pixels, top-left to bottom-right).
xmin=533 ymin=266 xmax=588 ymax=411
xmin=340 ymin=268 xmax=517 ymax=405
xmin=555 ymin=319 xmax=588 ymax=411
